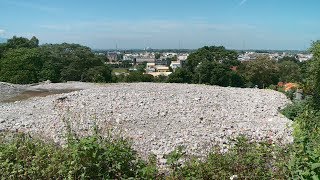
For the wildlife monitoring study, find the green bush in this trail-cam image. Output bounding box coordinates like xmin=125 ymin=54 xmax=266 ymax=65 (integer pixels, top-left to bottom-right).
xmin=0 ymin=131 xmax=158 ymax=179
xmin=287 ymin=107 xmax=320 ymax=179
xmin=0 ymin=131 xmax=292 ymax=179
xmin=281 ymin=100 xmax=308 ymax=120
xmin=166 ymin=136 xmax=290 ymax=179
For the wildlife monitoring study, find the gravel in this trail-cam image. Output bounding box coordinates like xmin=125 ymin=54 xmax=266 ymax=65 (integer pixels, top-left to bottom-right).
xmin=0 ymin=82 xmax=27 ymax=102
xmin=0 ymin=82 xmax=293 ymax=163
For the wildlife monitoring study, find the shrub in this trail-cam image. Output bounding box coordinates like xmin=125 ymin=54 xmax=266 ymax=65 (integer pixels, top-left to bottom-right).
xmin=281 ymin=100 xmax=308 ymax=120
xmin=0 ymin=131 xmax=157 ymax=179
xmin=166 ymin=136 xmax=290 ymax=179
xmin=288 ymin=107 xmax=320 ymax=179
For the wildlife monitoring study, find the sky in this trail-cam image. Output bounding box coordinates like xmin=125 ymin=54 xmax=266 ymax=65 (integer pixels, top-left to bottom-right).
xmin=1 ymin=0 xmax=320 ymax=50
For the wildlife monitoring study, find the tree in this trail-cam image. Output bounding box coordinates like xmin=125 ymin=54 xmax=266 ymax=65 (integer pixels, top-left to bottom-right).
xmin=278 ymin=61 xmax=301 ymax=83
xmin=137 ymin=62 xmax=147 ymax=73
xmin=155 ymin=53 xmax=161 ymax=59
xmin=308 ymin=41 xmax=320 ymax=105
xmin=0 ymin=43 xmax=5 ymax=58
xmin=167 ymin=46 xmax=241 ymax=87
xmin=0 ymin=48 xmax=42 ymax=84
xmin=120 ymin=60 xmax=132 ymax=68
xmin=228 ymin=71 xmax=245 ymax=87
xmin=40 ymin=43 xmax=110 ymax=82
xmin=238 ymin=56 xmax=279 ymax=88
xmin=168 ymin=68 xmax=192 ymax=83
xmin=185 ymin=46 xmax=239 ymax=73
xmin=278 ymin=56 xmax=299 ymax=64
xmin=124 ymin=72 xmax=154 ymax=82
xmin=29 ymin=36 xmax=40 ymax=48
xmin=193 ymin=61 xmax=230 ymax=86
xmin=0 ymin=37 xmax=112 ymax=84
xmin=83 ymin=65 xmax=112 ymax=83
xmin=6 ymin=36 xmax=39 ymax=49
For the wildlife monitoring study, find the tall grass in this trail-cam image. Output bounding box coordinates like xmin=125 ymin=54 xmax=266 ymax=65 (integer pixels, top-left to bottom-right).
xmin=0 ymin=130 xmax=291 ymax=179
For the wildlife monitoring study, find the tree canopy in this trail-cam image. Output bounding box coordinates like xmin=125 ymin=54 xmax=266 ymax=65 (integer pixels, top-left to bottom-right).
xmin=185 ymin=46 xmax=239 ymax=73
xmin=308 ymin=41 xmax=320 ymax=104
xmin=238 ymin=56 xmax=279 ymax=88
xmin=169 ymin=46 xmax=243 ymax=87
xmin=0 ymin=36 xmax=112 ymax=84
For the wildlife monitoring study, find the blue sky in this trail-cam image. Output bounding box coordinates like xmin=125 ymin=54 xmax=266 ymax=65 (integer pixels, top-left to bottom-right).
xmin=1 ymin=0 xmax=320 ymax=50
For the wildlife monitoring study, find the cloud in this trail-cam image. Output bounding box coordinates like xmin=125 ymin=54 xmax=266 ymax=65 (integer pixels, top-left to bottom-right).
xmin=239 ymin=0 xmax=247 ymax=6
xmin=0 ymin=29 xmax=5 ymax=35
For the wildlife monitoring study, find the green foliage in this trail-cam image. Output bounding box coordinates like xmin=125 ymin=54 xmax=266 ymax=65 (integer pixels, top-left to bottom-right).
xmin=83 ymin=66 xmax=112 ymax=83
xmin=116 ymin=71 xmax=155 ymax=83
xmin=0 ymin=131 xmax=291 ymax=179
xmin=281 ymin=100 xmax=308 ymax=120
xmin=167 ymin=136 xmax=289 ymax=179
xmin=238 ymin=56 xmax=279 ymax=88
xmin=278 ymin=56 xmax=299 ymax=64
xmin=165 ymin=146 xmax=186 ymax=175
xmin=308 ymin=41 xmax=320 ymax=105
xmin=0 ymin=131 xmax=157 ymax=179
xmin=41 ymin=43 xmax=111 ymax=82
xmin=185 ymin=46 xmax=238 ymax=73
xmin=168 ymin=68 xmax=193 ymax=83
xmin=169 ymin=46 xmax=243 ymax=87
xmin=154 ymin=74 xmax=168 ymax=82
xmin=136 ymin=62 xmax=147 ymax=73
xmin=278 ymin=60 xmax=302 ymax=83
xmin=288 ymin=108 xmax=320 ymax=179
xmin=228 ymin=70 xmax=245 ymax=87
xmin=0 ymin=48 xmax=42 ymax=84
xmin=5 ymin=36 xmax=39 ymax=49
xmin=0 ymin=37 xmax=112 ymax=84
xmin=168 ymin=68 xmax=192 ymax=83
xmin=192 ymin=61 xmax=244 ymax=87
xmin=193 ymin=61 xmax=229 ymax=86
xmin=155 ymin=53 xmax=161 ymax=59
xmin=286 ymin=41 xmax=320 ymax=179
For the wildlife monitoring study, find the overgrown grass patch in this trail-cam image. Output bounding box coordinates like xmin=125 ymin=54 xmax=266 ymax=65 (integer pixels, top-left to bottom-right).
xmin=165 ymin=136 xmax=290 ymax=179
xmin=281 ymin=99 xmax=309 ymax=120
xmin=0 ymin=131 xmax=291 ymax=179
xmin=0 ymin=131 xmax=158 ymax=179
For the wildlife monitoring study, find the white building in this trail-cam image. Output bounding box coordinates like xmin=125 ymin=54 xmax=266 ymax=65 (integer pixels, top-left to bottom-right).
xmin=170 ymin=61 xmax=181 ymax=71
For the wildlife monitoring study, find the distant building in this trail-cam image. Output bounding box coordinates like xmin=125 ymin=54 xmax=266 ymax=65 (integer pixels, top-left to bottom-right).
xmin=123 ymin=54 xmax=134 ymax=61
xmin=145 ymin=63 xmax=172 ymax=77
xmin=155 ymin=58 xmax=170 ymax=66
xmin=178 ymin=55 xmax=188 ymax=61
xmin=136 ymin=58 xmax=155 ymax=63
xmin=156 ymin=66 xmax=170 ymax=73
xmin=296 ymin=54 xmax=313 ymax=62
xmin=170 ymin=61 xmax=181 ymax=71
xmin=146 ymin=63 xmax=156 ymax=72
xmin=107 ymin=52 xmax=118 ymax=61
xmin=147 ymin=72 xmax=172 ymax=77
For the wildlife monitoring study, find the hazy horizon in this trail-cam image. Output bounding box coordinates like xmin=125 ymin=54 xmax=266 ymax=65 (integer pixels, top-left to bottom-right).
xmin=1 ymin=0 xmax=320 ymax=50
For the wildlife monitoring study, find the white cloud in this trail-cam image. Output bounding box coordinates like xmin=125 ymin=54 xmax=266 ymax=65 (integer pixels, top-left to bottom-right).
xmin=0 ymin=29 xmax=5 ymax=36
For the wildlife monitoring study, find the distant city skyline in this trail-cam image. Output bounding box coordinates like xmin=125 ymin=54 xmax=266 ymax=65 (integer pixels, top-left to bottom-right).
xmin=1 ymin=0 xmax=320 ymax=50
